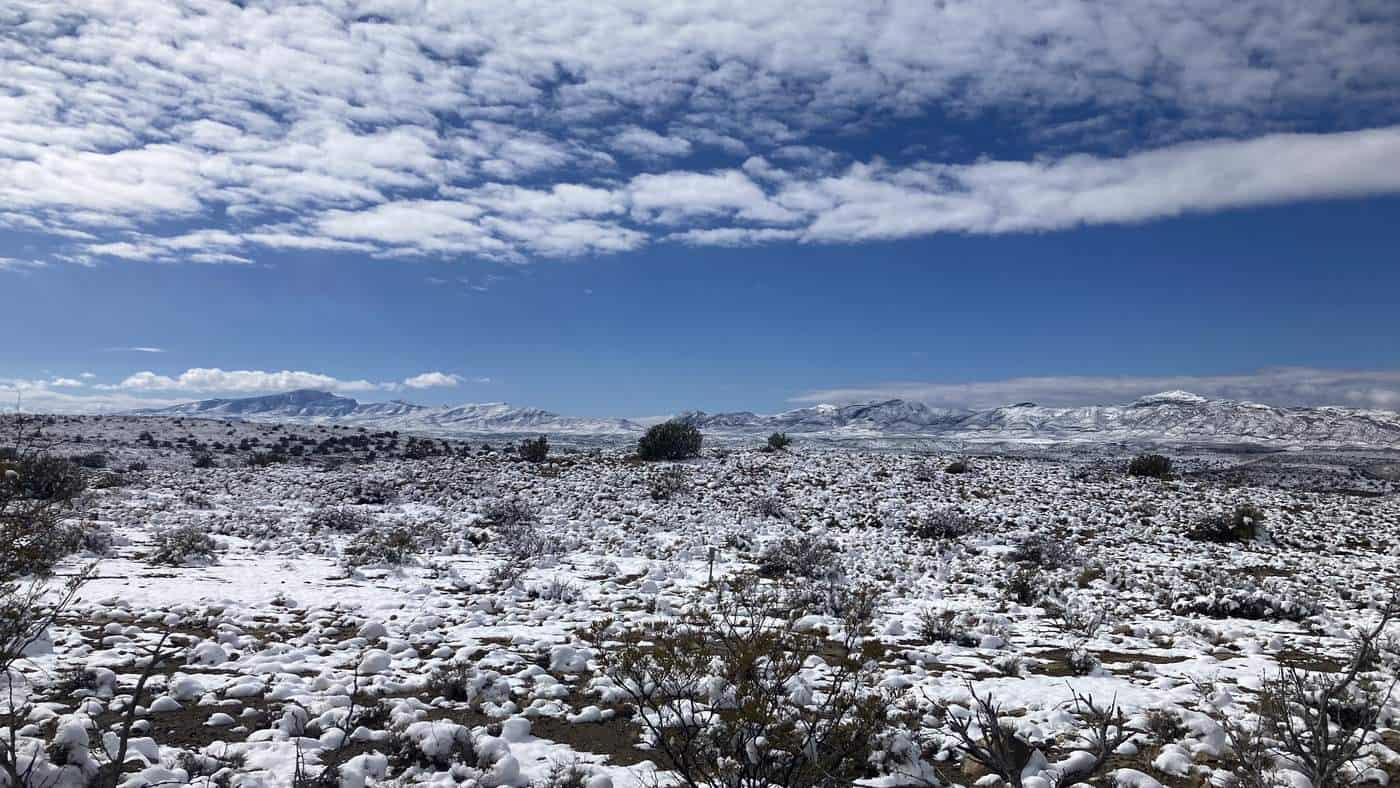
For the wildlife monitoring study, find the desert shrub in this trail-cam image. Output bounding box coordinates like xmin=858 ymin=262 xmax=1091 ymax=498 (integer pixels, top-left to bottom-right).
xmin=1144 ymin=708 xmax=1187 ymax=743
xmin=246 ymin=450 xmax=286 ymax=467
xmin=938 ymin=683 xmax=1137 ymax=788
xmin=480 ymin=498 xmax=534 ymax=527
xmin=386 ymin=722 xmax=476 ymax=774
xmin=1206 ymin=601 xmax=1398 ymax=788
xmin=1008 ymin=532 xmax=1079 ymax=570
xmin=648 ymin=467 xmax=688 ymax=501
xmin=636 ymin=420 xmax=702 ymax=461
xmin=1188 ymin=503 xmax=1265 ymax=543
xmin=754 ymin=495 xmax=786 ymax=519
xmin=2 ymin=441 xmax=89 ymax=580
xmin=126 ymin=461 xmax=148 ymax=473
xmin=766 ymin=432 xmax=792 ymax=451
xmin=342 ymin=527 xmax=419 ymax=567
xmin=11 ymin=455 xmax=86 ymax=502
xmin=917 ymin=606 xmax=978 ymax=647
xmin=944 ymin=459 xmax=970 ymax=474
xmin=583 ymin=577 xmax=914 ymax=788
xmin=908 ymin=508 xmax=980 ymax=540
xmin=192 ymin=453 xmax=216 ymax=469
xmin=69 ymin=452 xmax=107 ymax=469
xmin=757 ymin=532 xmax=842 ymax=580
xmin=89 ymin=471 xmax=127 ymax=489
xmin=1003 ymin=565 xmax=1046 ymax=606
xmin=427 ymin=661 xmax=511 ymax=708
xmin=308 ymin=506 xmax=374 ymax=534
xmin=352 ymin=478 xmax=396 ymax=505
xmin=1171 ymin=584 xmax=1319 ymax=622
xmin=1128 ymin=453 xmax=1173 ymax=478
xmin=518 ymin=435 xmax=549 ymax=463
xmin=493 ymin=518 xmax=553 ymax=563
xmin=148 ymin=525 xmax=219 ymax=565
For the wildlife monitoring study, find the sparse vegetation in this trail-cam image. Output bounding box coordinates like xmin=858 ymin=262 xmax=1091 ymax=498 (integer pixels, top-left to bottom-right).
xmin=637 ymin=420 xmax=702 ymax=461
xmin=1128 ymin=453 xmax=1173 ymax=478
xmin=766 ymin=431 xmax=792 ymax=451
xmin=518 ymin=435 xmax=549 ymax=463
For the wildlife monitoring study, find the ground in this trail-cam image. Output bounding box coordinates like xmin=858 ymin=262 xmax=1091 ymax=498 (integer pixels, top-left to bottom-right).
xmin=5 ymin=415 xmax=1400 ymax=788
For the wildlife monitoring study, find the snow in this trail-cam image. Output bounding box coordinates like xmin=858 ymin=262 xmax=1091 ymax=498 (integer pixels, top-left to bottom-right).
xmin=5 ymin=412 xmax=1400 ymax=786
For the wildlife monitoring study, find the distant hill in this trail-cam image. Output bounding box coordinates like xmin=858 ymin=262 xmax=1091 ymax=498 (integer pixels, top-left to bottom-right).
xmin=136 ymin=389 xmax=1400 ymax=447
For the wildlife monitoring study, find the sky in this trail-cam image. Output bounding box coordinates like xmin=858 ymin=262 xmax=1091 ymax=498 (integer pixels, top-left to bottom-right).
xmin=2 ymin=0 xmax=1400 ymax=417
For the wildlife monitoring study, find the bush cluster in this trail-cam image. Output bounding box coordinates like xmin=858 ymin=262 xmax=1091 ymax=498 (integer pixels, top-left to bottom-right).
xmin=517 ymin=435 xmax=549 ymax=463
xmin=1128 ymin=453 xmax=1173 ymax=478
xmin=637 ymin=421 xmax=702 ymax=461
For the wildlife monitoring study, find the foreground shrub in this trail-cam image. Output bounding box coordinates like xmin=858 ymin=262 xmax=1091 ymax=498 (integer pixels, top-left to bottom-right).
xmin=944 ymin=459 xmax=971 ymax=474
xmin=1171 ymin=583 xmax=1319 ymax=622
xmin=148 ymin=525 xmax=219 ymax=565
xmin=10 ymin=455 xmax=86 ymax=502
xmin=637 ymin=421 xmax=702 ymax=461
xmin=647 ymin=466 xmax=688 ymax=501
xmin=1008 ymin=532 xmax=1079 ymax=570
xmin=308 ymin=506 xmax=374 ymax=534
xmin=1128 ymin=453 xmax=1173 ymax=478
xmin=766 ymin=432 xmax=792 ymax=451
xmin=342 ymin=527 xmax=419 ymax=567
xmin=517 ymin=435 xmax=549 ymax=463
xmin=908 ymin=508 xmax=980 ymax=540
xmin=1188 ymin=503 xmax=1265 ymax=543
xmin=757 ymin=532 xmax=842 ymax=580
xmin=2 ymin=434 xmax=87 ymax=580
xmin=584 ymin=577 xmax=915 ymax=788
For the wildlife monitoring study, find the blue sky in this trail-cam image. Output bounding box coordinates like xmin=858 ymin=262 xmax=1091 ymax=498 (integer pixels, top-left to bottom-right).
xmin=3 ymin=1 xmax=1400 ymax=416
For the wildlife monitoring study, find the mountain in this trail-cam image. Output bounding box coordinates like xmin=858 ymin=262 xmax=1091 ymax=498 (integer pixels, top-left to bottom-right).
xmin=680 ymin=399 xmax=969 ymax=433
xmin=136 ymin=390 xmax=1400 ymax=447
xmin=140 ymin=390 xmax=639 ymax=434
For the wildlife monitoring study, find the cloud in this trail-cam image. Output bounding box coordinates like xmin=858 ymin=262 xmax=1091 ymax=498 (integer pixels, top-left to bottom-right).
xmin=102 ymin=346 xmax=166 ymax=353
xmin=2 ymin=0 xmax=1398 ymax=263
xmin=792 ymin=368 xmax=1400 ymax=410
xmin=401 ymin=372 xmax=463 ymax=389
xmin=609 ymin=127 xmax=694 ymax=160
xmin=97 ymin=367 xmax=473 ymax=395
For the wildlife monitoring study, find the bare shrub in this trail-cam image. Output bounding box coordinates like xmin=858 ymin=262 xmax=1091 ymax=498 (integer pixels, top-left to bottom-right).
xmin=756 ymin=532 xmax=842 ymax=580
xmin=584 ymin=577 xmax=911 ymax=788
xmin=1188 ymin=503 xmax=1265 ymax=543
xmin=937 ymin=682 xmax=1138 ymax=788
xmin=148 ymin=525 xmax=219 ymax=565
xmin=908 ymin=508 xmax=980 ymax=540
xmin=1008 ymin=532 xmax=1078 ymax=570
xmin=309 ymin=506 xmax=374 ymax=534
xmin=1128 ymin=453 xmax=1173 ymax=478
xmin=647 ymin=466 xmax=688 ymax=501
xmin=341 ymin=527 xmax=419 ymax=567
xmin=518 ymin=435 xmax=549 ymax=463
xmin=1236 ymin=600 xmax=1398 ymax=788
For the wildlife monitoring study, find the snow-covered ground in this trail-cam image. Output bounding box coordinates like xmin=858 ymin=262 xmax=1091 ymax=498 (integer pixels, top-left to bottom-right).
xmin=8 ymin=415 xmax=1400 ymax=787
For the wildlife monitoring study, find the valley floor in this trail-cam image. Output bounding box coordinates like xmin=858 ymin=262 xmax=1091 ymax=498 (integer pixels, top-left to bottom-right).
xmin=7 ymin=416 xmax=1400 ymax=787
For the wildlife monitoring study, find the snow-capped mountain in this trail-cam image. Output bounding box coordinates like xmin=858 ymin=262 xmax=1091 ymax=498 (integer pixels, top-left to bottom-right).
xmin=679 ymin=399 xmax=969 ymax=433
xmin=136 ymin=389 xmax=1400 ymax=447
xmin=140 ymin=389 xmax=639 ymax=434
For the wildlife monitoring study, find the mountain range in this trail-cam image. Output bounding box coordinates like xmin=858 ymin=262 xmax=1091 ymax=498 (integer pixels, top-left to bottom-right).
xmin=135 ymin=389 xmax=1400 ymax=448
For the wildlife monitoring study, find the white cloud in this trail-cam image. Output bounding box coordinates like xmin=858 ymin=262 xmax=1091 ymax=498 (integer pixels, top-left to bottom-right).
xmin=2 ymin=0 xmax=1397 ymax=262
xmin=102 ymin=346 xmax=166 ymax=353
xmin=609 ymin=127 xmax=694 ymax=159
xmin=98 ymin=367 xmax=472 ymax=395
xmin=793 ymin=368 xmax=1400 ymax=410
xmin=402 ymin=372 xmax=463 ymax=389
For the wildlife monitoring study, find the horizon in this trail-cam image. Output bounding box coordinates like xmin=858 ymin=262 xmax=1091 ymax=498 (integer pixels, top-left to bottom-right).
xmin=3 ymin=2 xmax=1400 ymax=416
xmin=27 ymin=383 xmax=1400 ymax=421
